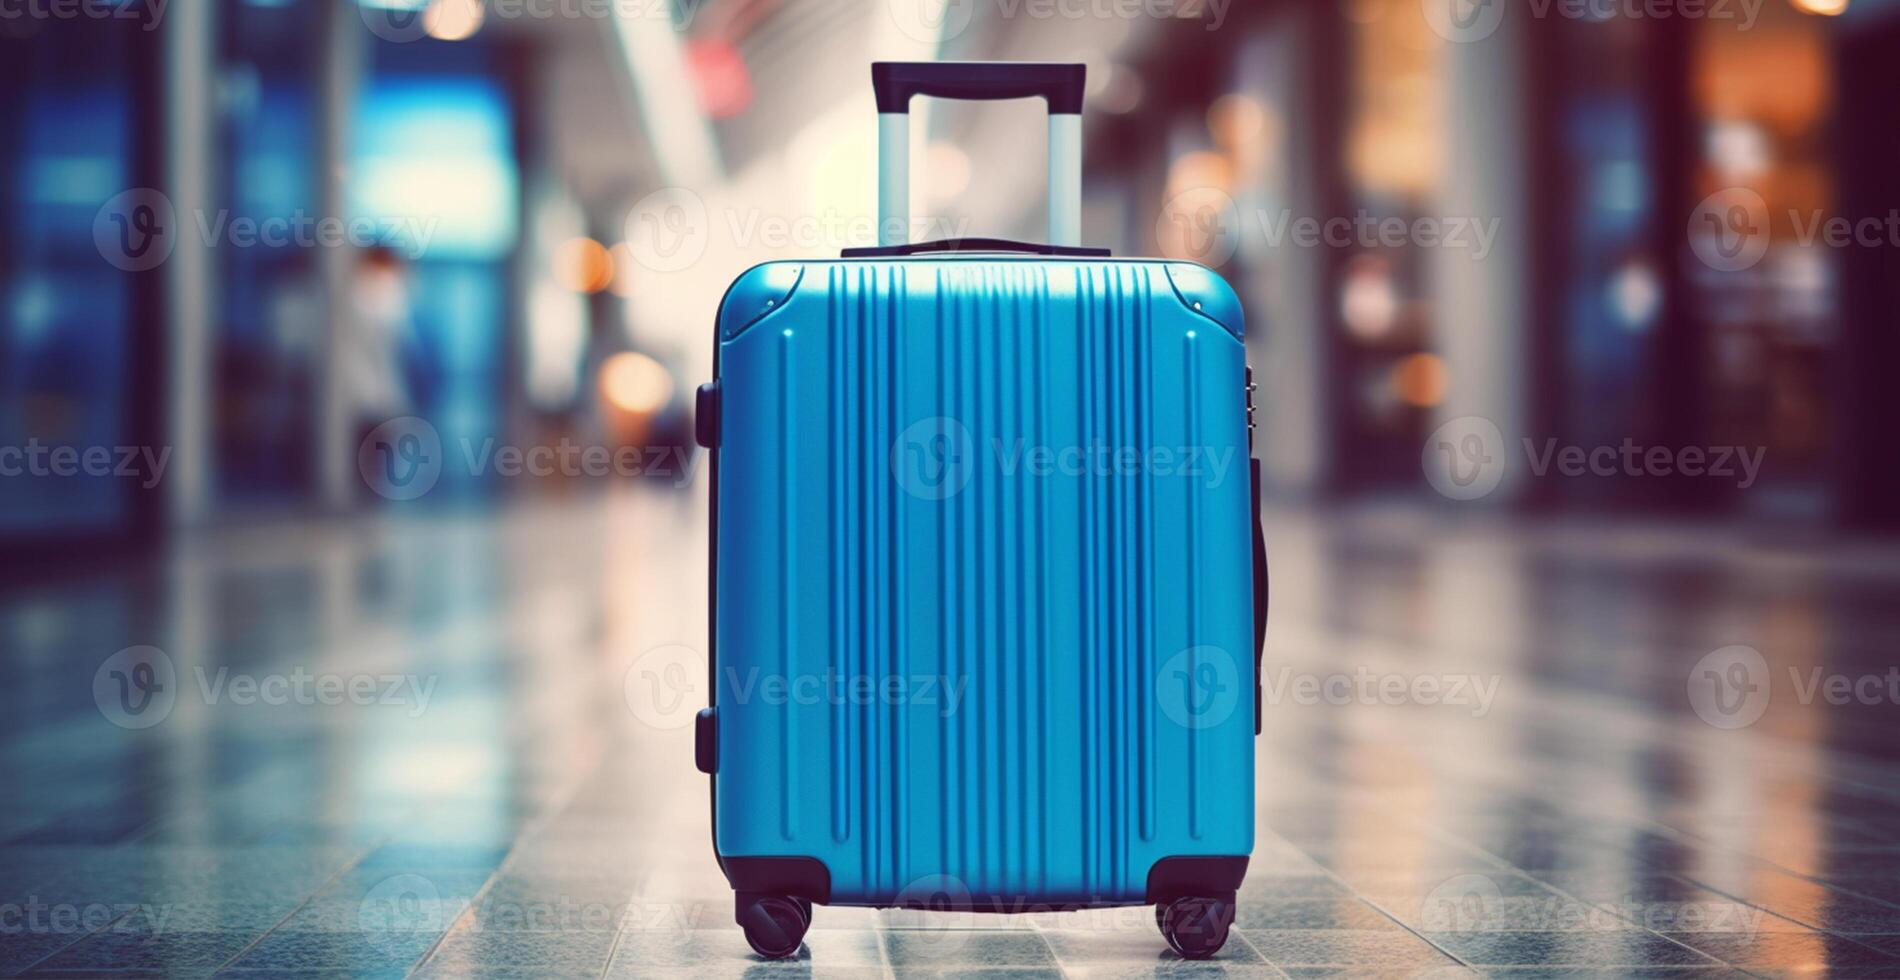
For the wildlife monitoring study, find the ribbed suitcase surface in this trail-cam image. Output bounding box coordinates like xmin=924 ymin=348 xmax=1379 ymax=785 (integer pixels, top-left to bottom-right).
xmin=708 ymin=256 xmax=1255 ymax=906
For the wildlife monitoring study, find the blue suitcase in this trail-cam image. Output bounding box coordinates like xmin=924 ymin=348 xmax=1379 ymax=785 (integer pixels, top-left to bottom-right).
xmin=695 ymin=62 xmax=1266 ymax=960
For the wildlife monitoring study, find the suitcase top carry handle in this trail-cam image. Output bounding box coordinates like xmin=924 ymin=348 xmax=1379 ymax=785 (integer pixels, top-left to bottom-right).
xmin=873 ymin=61 xmax=1085 ymax=251
xmin=872 ymin=62 xmax=1086 ymax=114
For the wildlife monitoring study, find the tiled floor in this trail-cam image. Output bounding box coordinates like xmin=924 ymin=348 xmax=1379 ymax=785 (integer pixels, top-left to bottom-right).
xmin=5 ymin=491 xmax=1900 ymax=977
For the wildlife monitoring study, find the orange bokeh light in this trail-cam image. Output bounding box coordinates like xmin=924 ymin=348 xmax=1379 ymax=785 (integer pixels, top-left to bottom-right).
xmin=554 ymin=237 xmax=613 ymax=294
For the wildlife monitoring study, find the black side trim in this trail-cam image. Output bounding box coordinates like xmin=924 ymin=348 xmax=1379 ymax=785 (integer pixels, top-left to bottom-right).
xmin=872 ymin=61 xmax=1086 ymax=115
xmin=1251 ymin=457 xmax=1268 ymax=735
xmin=695 ymin=707 xmax=717 ymax=774
xmin=695 ymin=382 xmax=719 ymax=449
xmin=842 ymin=237 xmax=1110 ymax=259
xmin=722 ymin=857 xmax=833 ymax=905
xmin=1145 ymin=856 xmax=1251 ymax=905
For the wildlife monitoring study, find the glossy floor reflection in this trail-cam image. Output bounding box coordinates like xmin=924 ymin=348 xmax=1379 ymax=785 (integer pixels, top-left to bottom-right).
xmin=4 ymin=492 xmax=1900 ymax=977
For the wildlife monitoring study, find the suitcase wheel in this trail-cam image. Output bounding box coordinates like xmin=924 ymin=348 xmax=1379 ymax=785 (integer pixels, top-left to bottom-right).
xmin=1156 ymin=895 xmax=1235 ymax=960
xmin=737 ymin=892 xmax=810 ymax=959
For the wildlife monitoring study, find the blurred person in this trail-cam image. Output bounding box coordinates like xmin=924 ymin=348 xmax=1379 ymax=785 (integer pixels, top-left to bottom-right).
xmin=344 ymin=245 xmax=416 ymax=448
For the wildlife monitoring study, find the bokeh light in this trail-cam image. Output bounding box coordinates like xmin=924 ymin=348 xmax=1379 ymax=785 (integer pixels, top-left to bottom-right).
xmin=554 ymin=237 xmax=614 ymax=294
xmin=1392 ymin=352 xmax=1447 ymax=408
xmin=599 ymin=351 xmax=675 ymax=416
xmin=423 ymin=0 xmax=483 ymax=42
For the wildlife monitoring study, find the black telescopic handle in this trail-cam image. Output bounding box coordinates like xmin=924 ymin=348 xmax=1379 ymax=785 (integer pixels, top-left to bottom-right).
xmin=872 ymin=61 xmax=1086 ymax=115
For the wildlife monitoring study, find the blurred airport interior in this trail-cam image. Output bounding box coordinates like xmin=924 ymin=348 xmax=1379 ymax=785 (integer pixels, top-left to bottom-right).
xmin=7 ymin=0 xmax=1900 ymax=976
xmin=5 ymin=0 xmax=1900 ymax=544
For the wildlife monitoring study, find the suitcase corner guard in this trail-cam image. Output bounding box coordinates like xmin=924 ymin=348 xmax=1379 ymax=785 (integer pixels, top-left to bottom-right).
xmin=1144 ymin=855 xmax=1251 ymax=906
xmin=720 ymin=855 xmax=833 ymax=906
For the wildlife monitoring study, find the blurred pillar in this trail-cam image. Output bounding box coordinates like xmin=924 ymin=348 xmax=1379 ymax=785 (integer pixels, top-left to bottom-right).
xmin=316 ymin=0 xmax=364 ymax=511
xmin=501 ymin=42 xmax=543 ymax=444
xmin=605 ymin=12 xmax=720 ymax=188
xmin=1640 ymin=13 xmax=1704 ymax=512
xmin=1254 ymin=1 xmax=1348 ymax=499
xmin=1832 ymin=17 xmax=1900 ymax=530
xmin=1430 ymin=5 xmax=1532 ymax=505
xmin=164 ymin=0 xmax=216 ymax=525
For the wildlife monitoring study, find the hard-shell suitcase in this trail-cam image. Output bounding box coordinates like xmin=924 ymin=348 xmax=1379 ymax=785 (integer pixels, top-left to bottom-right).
xmin=695 ymin=61 xmax=1267 ymax=960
